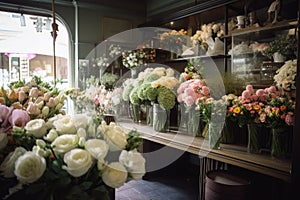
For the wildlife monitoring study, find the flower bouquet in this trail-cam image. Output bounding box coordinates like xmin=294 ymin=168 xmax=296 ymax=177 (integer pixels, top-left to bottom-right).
xmin=100 ymin=73 xmax=119 ymax=90
xmin=160 ymin=29 xmax=187 ymax=58
xmin=264 ymin=94 xmax=295 ymax=157
xmin=197 ymin=97 xmax=227 ymax=149
xmin=227 ymin=85 xmax=283 ymax=153
xmin=273 ymin=59 xmax=297 ymax=97
xmin=122 ymin=49 xmax=147 ymax=78
xmin=0 ymin=76 xmax=65 ymax=120
xmin=177 ymin=78 xmax=211 ymax=136
xmin=0 ymin=114 xmax=145 ymax=200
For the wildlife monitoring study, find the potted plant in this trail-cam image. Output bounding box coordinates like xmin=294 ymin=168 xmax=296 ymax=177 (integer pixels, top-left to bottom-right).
xmin=262 ymin=34 xmax=297 ymax=62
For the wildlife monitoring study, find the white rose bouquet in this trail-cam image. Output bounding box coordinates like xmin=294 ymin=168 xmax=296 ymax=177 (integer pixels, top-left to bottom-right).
xmin=0 ymin=114 xmax=145 ymax=200
xmin=274 ymin=59 xmax=297 ymax=91
xmin=122 ymin=49 xmax=146 ymax=69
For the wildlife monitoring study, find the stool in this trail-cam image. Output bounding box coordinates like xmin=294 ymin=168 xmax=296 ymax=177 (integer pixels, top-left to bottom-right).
xmin=205 ymin=170 xmax=251 ymax=200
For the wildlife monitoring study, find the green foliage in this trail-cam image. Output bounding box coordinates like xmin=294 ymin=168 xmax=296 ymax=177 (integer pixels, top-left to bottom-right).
xmin=100 ymin=72 xmax=119 ymax=90
xmin=125 ymin=130 xmax=143 ymax=151
xmin=262 ymin=34 xmax=297 ymax=60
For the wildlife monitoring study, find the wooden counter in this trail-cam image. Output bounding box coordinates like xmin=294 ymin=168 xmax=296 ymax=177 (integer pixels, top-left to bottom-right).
xmin=120 ymin=122 xmax=292 ymax=182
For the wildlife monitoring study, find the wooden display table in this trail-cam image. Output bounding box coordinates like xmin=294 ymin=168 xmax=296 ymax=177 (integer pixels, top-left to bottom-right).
xmin=120 ymin=121 xmax=291 ymax=182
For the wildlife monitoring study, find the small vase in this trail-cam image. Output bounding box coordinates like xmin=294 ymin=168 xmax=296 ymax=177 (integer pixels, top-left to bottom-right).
xmin=153 ymin=103 xmax=170 ymax=132
xmin=146 ymin=104 xmax=153 ymax=126
xmin=247 ymin=123 xmax=261 ymax=153
xmin=271 ymin=127 xmax=289 ymax=158
xmin=131 ymin=68 xmax=138 ymax=78
xmin=208 ymin=122 xmax=222 ymax=149
xmin=129 ymin=103 xmax=140 ymax=123
xmin=273 ymin=52 xmax=285 ymax=63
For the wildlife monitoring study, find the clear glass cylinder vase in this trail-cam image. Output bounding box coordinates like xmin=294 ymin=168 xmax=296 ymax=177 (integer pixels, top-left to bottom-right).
xmin=153 ymin=103 xmax=170 ymax=132
xmin=271 ymin=127 xmax=288 ymax=158
xmin=146 ymin=104 xmax=153 ymax=126
xmin=247 ymin=123 xmax=261 ymax=153
xmin=208 ymin=122 xmax=222 ymax=149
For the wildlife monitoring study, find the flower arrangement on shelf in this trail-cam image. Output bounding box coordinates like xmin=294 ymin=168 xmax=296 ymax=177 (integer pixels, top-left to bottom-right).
xmin=264 ymin=95 xmax=295 ymax=129
xmin=179 ymin=59 xmax=203 ymax=81
xmin=0 ymin=76 xmax=65 ymax=120
xmin=100 ymin=72 xmax=119 ymax=90
xmin=177 ymin=79 xmax=210 ymax=107
xmin=122 ymin=49 xmax=147 ymax=69
xmin=96 ymin=55 xmax=110 ymax=68
xmin=191 ymin=22 xmax=225 ymax=48
xmin=262 ymin=34 xmax=297 ymax=61
xmin=108 ymin=44 xmax=122 ymax=58
xmin=160 ymin=29 xmax=187 ymax=56
xmin=226 ymin=85 xmax=283 ymax=127
xmin=0 ymin=113 xmax=145 ymax=200
xmin=94 ymin=85 xmax=113 ymax=116
xmin=160 ymin=29 xmax=187 ymax=46
xmin=273 ymin=59 xmax=297 ymax=92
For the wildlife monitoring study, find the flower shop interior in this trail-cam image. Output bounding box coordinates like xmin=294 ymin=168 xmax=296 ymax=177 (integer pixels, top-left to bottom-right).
xmin=0 ymin=0 xmax=300 ymax=199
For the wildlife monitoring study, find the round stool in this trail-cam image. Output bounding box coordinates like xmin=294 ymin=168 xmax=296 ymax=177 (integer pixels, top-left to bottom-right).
xmin=205 ymin=170 xmax=251 ymax=200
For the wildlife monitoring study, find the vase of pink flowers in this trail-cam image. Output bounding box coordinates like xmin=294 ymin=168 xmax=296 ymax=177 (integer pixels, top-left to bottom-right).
xmin=177 ymin=79 xmax=211 ymax=136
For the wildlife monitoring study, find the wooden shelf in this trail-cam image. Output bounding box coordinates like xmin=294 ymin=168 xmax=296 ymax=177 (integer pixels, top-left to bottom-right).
xmin=224 ymin=19 xmax=297 ymax=38
xmin=120 ymin=121 xmax=291 ymax=182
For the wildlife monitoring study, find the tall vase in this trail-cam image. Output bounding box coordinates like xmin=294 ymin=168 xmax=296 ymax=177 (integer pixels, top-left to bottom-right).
xmin=247 ymin=123 xmax=261 ymax=153
xmin=220 ymin=119 xmax=235 ymax=144
xmin=187 ymin=107 xmax=202 ymax=136
xmin=129 ymin=103 xmax=140 ymax=123
xmin=271 ymin=127 xmax=289 ymax=158
xmin=208 ymin=122 xmax=222 ymax=149
xmin=146 ymin=104 xmax=153 ymax=126
xmin=153 ymin=103 xmax=170 ymax=132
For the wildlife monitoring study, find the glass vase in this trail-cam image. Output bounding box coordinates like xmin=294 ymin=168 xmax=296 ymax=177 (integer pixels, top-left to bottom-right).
xmin=153 ymin=103 xmax=170 ymax=132
xmin=187 ymin=108 xmax=201 ymax=136
xmin=220 ymin=119 xmax=235 ymax=144
xmin=129 ymin=103 xmax=140 ymax=123
xmin=247 ymin=123 xmax=261 ymax=153
xmin=146 ymin=104 xmax=153 ymax=126
xmin=131 ymin=68 xmax=138 ymax=78
xmin=271 ymin=127 xmax=288 ymax=158
xmin=208 ymin=122 xmax=222 ymax=149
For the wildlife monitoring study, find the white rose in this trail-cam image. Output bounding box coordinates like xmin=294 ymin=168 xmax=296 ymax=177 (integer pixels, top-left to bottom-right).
xmin=119 ymin=149 xmax=146 ymax=180
xmin=51 ymin=134 xmax=79 ymax=154
xmin=0 ymin=133 xmax=8 ymax=150
xmin=71 ymin=114 xmax=89 ymax=129
xmin=0 ymin=147 xmax=27 ymax=178
xmin=43 ymin=129 xmax=58 ymax=142
xmin=25 ymin=119 xmax=48 ymax=138
xmin=53 ymin=115 xmax=77 ymax=135
xmin=102 ymin=125 xmax=127 ymax=151
xmin=85 ymin=139 xmax=109 ymax=160
xmin=102 ymin=162 xmax=128 ymax=188
xmin=32 ymin=145 xmax=50 ymax=157
xmin=45 ymin=114 xmax=64 ymax=129
xmin=14 ymin=151 xmax=46 ymax=184
xmin=62 ymin=149 xmax=93 ymax=177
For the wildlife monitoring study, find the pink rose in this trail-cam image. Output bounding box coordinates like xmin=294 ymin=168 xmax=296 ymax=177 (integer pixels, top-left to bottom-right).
xmin=0 ymin=105 xmax=13 ymax=131
xmin=267 ymin=86 xmax=277 ymax=93
xmin=184 ymin=96 xmax=195 ymax=107
xmin=259 ymin=112 xmax=266 ymax=123
xmin=285 ymin=113 xmax=294 ymax=126
xmin=246 ymin=85 xmax=254 ymax=94
xmin=184 ymin=88 xmax=195 ymax=97
xmin=256 ymin=89 xmax=265 ymax=97
xmin=242 ymin=90 xmax=251 ymax=100
xmin=251 ymin=94 xmax=258 ymax=101
xmin=177 ymin=94 xmax=183 ymax=102
xmin=18 ymin=90 xmax=27 ymax=103
xmin=201 ymin=86 xmax=210 ymax=96
xmin=9 ymin=109 xmax=30 ymax=128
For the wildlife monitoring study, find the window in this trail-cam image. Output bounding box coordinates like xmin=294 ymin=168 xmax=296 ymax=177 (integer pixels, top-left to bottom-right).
xmin=0 ymin=11 xmax=70 ymax=89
